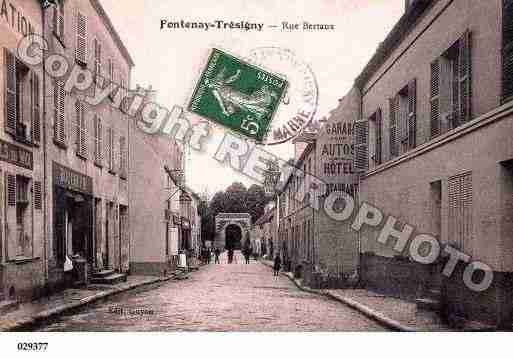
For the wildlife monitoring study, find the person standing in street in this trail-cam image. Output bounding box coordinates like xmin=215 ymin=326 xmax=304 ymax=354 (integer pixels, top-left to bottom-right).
xmin=214 ymin=248 xmax=220 ymax=264
xmin=273 ymin=254 xmax=281 ymax=277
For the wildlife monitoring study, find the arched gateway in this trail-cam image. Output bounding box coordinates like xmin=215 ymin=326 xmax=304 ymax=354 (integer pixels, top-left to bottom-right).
xmin=215 ymin=213 xmax=251 ymax=250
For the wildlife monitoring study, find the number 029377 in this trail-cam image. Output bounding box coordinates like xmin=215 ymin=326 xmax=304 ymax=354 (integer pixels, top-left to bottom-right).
xmin=17 ymin=342 xmax=48 ymax=351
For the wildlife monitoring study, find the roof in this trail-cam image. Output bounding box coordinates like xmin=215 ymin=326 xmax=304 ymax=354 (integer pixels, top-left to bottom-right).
xmin=354 ymin=0 xmax=433 ymax=90
xmin=90 ymin=0 xmax=135 ymax=67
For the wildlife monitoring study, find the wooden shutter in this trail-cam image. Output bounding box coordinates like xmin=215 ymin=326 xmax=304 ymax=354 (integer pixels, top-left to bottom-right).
xmin=54 ymin=81 xmax=66 ymax=144
xmin=80 ymin=105 xmax=87 ymax=157
xmin=58 ymin=10 xmax=64 ymax=40
xmin=94 ymin=116 xmax=103 ymax=164
xmin=389 ymin=97 xmax=399 ymax=158
xmin=75 ymin=100 xmax=81 ymax=152
xmin=94 ymin=39 xmax=102 ymax=82
xmin=354 ymin=120 xmax=369 ymax=172
xmin=448 ymin=172 xmax=473 ymax=252
xmin=75 ymin=11 xmax=87 ymax=64
xmin=430 ymin=59 xmax=441 ymax=138
xmin=375 ymin=109 xmax=383 ymax=165
xmin=503 ymin=0 xmax=513 ymax=102
xmin=54 ymin=186 xmax=66 ymax=262
xmin=33 ymin=181 xmax=42 ymax=210
xmin=31 ymin=71 xmax=41 ymax=145
xmin=458 ymin=31 xmax=472 ymax=123
xmin=4 ymin=48 xmax=16 ymax=135
xmin=120 ymin=136 xmax=127 ymax=178
xmin=5 ymin=173 xmax=17 ymax=260
xmin=408 ymin=78 xmax=417 ymax=149
xmin=53 ymin=6 xmax=58 ymax=34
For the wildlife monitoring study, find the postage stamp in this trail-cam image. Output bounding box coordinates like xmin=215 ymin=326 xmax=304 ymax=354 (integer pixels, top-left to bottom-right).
xmin=187 ymin=48 xmax=288 ymax=143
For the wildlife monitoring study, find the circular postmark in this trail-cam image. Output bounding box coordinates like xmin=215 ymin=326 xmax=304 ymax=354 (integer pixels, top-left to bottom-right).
xmin=246 ymin=47 xmax=319 ymax=145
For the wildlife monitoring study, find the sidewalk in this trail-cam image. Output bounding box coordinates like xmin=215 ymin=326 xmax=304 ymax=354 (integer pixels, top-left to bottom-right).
xmin=260 ymin=259 xmax=452 ymax=331
xmin=0 ymin=274 xmax=177 ymax=332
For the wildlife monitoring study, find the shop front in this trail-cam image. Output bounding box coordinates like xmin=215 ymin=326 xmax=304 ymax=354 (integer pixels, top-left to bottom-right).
xmin=52 ymin=163 xmax=93 ymax=286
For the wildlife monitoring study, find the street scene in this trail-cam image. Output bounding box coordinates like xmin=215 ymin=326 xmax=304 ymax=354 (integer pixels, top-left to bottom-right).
xmin=34 ymin=252 xmax=385 ymax=332
xmin=1 ymin=0 xmax=513 ymax=349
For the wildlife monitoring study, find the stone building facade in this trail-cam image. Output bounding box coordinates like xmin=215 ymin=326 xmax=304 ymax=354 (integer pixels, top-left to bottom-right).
xmin=0 ymin=0 xmax=44 ymax=302
xmin=353 ymin=0 xmax=513 ymax=327
xmin=41 ymin=0 xmax=134 ymax=290
xmin=129 ymin=95 xmax=184 ymax=275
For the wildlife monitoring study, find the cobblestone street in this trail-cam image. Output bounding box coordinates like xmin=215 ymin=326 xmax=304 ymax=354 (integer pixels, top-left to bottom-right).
xmin=36 ymin=253 xmax=386 ymax=331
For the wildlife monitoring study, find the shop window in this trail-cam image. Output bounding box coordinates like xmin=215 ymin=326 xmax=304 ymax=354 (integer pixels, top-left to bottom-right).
xmin=4 ymin=49 xmax=40 ymax=145
xmin=431 ymin=31 xmax=472 ymax=138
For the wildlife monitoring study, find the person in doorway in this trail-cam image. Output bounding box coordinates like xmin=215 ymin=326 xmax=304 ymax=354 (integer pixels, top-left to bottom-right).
xmin=273 ymin=254 xmax=281 ymax=277
xmin=214 ymin=248 xmax=220 ymax=264
xmin=243 ymin=247 xmax=250 ymax=264
xmin=228 ymin=248 xmax=233 ymax=264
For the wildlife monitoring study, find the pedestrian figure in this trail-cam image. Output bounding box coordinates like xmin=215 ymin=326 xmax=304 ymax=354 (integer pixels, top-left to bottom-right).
xmin=244 ymin=248 xmax=250 ymax=264
xmin=228 ymin=248 xmax=234 ymax=264
xmin=273 ymin=254 xmax=281 ymax=277
xmin=214 ymin=248 xmax=220 ymax=264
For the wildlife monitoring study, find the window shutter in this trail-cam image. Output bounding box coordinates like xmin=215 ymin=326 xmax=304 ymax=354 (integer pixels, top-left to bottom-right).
xmin=80 ymin=104 xmax=87 ymax=157
xmin=59 ymin=11 xmax=64 ymax=40
xmin=75 ymin=11 xmax=87 ymax=64
xmin=503 ymin=0 xmax=513 ymax=102
xmin=459 ymin=31 xmax=472 ymax=123
xmin=94 ymin=39 xmax=102 ymax=82
xmin=448 ymin=172 xmax=473 ymax=251
xmin=53 ymin=6 xmax=58 ymax=34
xmin=407 ymin=78 xmax=417 ymax=149
xmin=375 ymin=108 xmax=383 ymax=165
xmin=94 ymin=116 xmax=103 ymax=164
xmin=4 ymin=48 xmax=16 ymax=135
xmin=120 ymin=136 xmax=127 ymax=178
xmin=75 ymin=100 xmax=81 ymax=149
xmin=33 ymin=181 xmax=42 ymax=210
xmin=54 ymin=187 xmax=66 ymax=262
xmin=354 ymin=120 xmax=369 ymax=173
xmin=54 ymin=81 xmax=66 ymax=144
xmin=31 ymin=71 xmax=41 ymax=145
xmin=5 ymin=173 xmax=17 ymax=260
xmin=430 ymin=59 xmax=441 ymax=138
xmin=389 ymin=97 xmax=399 ymax=158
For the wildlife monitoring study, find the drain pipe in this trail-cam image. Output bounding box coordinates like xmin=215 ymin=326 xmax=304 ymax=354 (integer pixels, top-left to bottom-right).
xmin=41 ymin=2 xmax=49 ymax=288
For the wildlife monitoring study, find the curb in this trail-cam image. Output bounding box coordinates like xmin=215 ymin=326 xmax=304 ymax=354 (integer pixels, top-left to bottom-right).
xmin=1 ymin=274 xmax=176 ymax=332
xmin=260 ymin=260 xmax=415 ymax=332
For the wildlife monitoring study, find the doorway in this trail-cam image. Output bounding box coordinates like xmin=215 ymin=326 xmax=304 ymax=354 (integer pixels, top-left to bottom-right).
xmin=225 ymin=224 xmax=242 ymax=250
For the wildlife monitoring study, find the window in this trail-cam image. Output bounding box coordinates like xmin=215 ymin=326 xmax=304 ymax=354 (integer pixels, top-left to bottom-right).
xmin=431 ymin=31 xmax=472 ymax=138
xmin=53 ymin=2 xmax=65 ymax=43
xmin=93 ymin=39 xmax=102 ymax=83
xmin=4 ymin=49 xmax=40 ymax=145
xmin=53 ymin=81 xmax=66 ymax=145
xmin=5 ymin=174 xmax=33 ymax=260
xmin=389 ymin=79 xmax=416 ymax=158
xmin=75 ymin=100 xmax=87 ymax=158
xmin=502 ymin=0 xmax=513 ymax=102
xmin=75 ymin=11 xmax=87 ymax=65
xmin=94 ymin=116 xmax=102 ymax=165
xmin=369 ymin=109 xmax=383 ymax=166
xmin=119 ymin=136 xmax=127 ymax=179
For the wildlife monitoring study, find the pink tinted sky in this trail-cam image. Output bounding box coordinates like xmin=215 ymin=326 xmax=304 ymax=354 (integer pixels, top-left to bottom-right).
xmin=100 ymin=0 xmax=404 ymax=196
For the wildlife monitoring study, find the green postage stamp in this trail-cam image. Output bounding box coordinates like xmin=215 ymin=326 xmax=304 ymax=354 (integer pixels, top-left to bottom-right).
xmin=188 ymin=48 xmax=288 ymax=143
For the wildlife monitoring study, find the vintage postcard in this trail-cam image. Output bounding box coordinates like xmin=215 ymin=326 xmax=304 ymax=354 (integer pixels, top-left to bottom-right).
xmin=0 ymin=0 xmax=510 ymax=357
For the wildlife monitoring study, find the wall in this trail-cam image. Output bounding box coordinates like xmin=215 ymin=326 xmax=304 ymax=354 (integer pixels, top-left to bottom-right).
xmin=0 ymin=0 xmax=44 ymax=301
xmin=362 ymin=0 xmax=503 ymax=164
